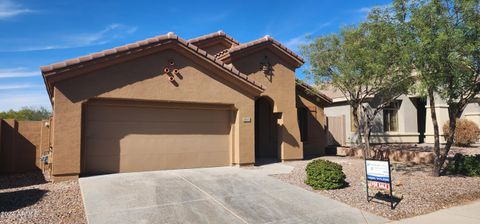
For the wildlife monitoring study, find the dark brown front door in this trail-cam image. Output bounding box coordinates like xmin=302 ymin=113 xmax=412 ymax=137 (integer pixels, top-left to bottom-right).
xmin=255 ymin=97 xmax=278 ymax=160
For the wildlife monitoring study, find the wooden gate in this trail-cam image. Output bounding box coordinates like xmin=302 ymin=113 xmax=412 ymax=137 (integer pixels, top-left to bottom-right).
xmin=326 ymin=115 xmax=346 ymax=146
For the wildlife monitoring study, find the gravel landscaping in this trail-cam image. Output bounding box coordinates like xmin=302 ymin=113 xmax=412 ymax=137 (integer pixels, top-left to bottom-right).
xmin=0 ymin=172 xmax=86 ymax=224
xmin=273 ymin=156 xmax=480 ymax=220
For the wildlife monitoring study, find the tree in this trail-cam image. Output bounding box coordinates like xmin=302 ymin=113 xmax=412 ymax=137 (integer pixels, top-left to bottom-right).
xmin=396 ymin=0 xmax=480 ymax=176
xmin=0 ymin=107 xmax=51 ymax=121
xmin=301 ymin=8 xmax=413 ymax=158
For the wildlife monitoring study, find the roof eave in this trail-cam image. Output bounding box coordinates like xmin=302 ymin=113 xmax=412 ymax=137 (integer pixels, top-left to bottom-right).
xmin=225 ymin=39 xmax=304 ymax=68
xmin=41 ymin=33 xmax=265 ymax=99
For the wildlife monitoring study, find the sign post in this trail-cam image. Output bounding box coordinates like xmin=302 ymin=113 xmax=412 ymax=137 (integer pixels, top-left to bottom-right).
xmin=365 ymin=158 xmax=394 ymax=209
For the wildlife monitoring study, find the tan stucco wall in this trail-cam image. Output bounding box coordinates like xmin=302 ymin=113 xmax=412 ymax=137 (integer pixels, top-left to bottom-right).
xmin=0 ymin=119 xmax=47 ymax=174
xmin=230 ymin=48 xmax=304 ymax=161
xmin=425 ymin=94 xmax=480 ymax=144
xmin=51 ymin=48 xmax=257 ymax=180
xmin=296 ymin=93 xmax=327 ymax=156
xmin=324 ymin=94 xmax=421 ymax=145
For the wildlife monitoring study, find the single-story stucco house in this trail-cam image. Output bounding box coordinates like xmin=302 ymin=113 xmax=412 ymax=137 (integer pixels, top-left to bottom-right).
xmin=40 ymin=31 xmax=331 ymax=181
xmin=320 ymin=87 xmax=480 ymax=146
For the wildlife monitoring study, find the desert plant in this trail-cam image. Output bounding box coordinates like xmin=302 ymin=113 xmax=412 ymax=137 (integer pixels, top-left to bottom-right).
xmin=443 ymin=119 xmax=480 ymax=147
xmin=305 ymin=159 xmax=347 ymax=190
xmin=446 ymin=154 xmax=480 ymax=176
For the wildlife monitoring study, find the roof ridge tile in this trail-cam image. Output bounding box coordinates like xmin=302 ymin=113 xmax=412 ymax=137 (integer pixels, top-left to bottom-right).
xmin=41 ymin=32 xmax=265 ymax=93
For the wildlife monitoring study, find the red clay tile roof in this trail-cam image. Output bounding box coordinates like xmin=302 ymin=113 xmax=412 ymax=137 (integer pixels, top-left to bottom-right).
xmin=296 ymin=79 xmax=332 ymax=104
xmin=214 ymin=49 xmax=230 ymax=58
xmin=318 ymin=85 xmax=347 ymax=100
xmin=41 ymin=32 xmax=265 ymax=97
xmin=188 ymin=30 xmax=240 ymax=46
xmin=225 ymin=35 xmax=304 ymax=66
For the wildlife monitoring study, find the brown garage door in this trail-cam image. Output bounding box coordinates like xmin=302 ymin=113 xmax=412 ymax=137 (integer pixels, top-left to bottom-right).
xmin=82 ymin=100 xmax=232 ymax=175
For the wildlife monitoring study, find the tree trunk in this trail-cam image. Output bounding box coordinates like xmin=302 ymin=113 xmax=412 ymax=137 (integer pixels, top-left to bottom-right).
xmin=437 ymin=105 xmax=460 ymax=175
xmin=361 ymin=106 xmax=371 ymax=159
xmin=363 ymin=125 xmax=371 ymax=159
xmin=352 ymin=105 xmax=362 ymax=146
xmin=428 ymin=88 xmax=442 ymax=177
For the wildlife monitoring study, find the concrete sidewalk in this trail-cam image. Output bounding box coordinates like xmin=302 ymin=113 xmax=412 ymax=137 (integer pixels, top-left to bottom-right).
xmin=390 ymin=200 xmax=480 ymax=224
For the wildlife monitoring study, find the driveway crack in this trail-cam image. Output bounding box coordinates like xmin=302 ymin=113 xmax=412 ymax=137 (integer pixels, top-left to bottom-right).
xmin=174 ymin=174 xmax=249 ymax=224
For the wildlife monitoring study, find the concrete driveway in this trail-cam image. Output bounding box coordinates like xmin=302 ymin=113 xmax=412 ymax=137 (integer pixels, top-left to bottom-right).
xmin=79 ymin=165 xmax=388 ymax=224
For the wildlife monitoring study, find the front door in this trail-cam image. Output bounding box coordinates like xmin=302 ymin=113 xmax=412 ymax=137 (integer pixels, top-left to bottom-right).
xmin=255 ymin=97 xmax=278 ymax=162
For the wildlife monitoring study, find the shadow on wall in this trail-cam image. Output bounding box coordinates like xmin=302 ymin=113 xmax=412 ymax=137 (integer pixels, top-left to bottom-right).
xmin=295 ymin=94 xmax=327 ymax=157
xmin=0 ymin=189 xmax=48 ymax=212
xmin=0 ymin=120 xmax=42 ymax=174
xmin=281 ymin=124 xmax=300 ymax=148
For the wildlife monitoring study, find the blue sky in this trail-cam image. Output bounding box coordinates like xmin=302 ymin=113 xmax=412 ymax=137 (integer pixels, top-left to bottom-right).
xmin=0 ymin=0 xmax=390 ymax=111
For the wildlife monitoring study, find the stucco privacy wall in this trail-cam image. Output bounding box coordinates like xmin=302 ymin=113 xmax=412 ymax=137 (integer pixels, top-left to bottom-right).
xmin=0 ymin=119 xmax=50 ymax=174
xmin=51 ymin=48 xmax=256 ymax=179
xmin=230 ymin=48 xmax=303 ymax=161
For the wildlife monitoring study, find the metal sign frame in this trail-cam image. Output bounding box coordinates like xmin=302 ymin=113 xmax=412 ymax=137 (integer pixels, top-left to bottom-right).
xmin=364 ymin=158 xmax=394 ymax=209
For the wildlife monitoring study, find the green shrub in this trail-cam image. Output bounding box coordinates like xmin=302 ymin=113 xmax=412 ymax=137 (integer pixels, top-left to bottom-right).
xmin=305 ymin=159 xmax=347 ymax=190
xmin=446 ymin=154 xmax=480 ymax=176
xmin=443 ymin=119 xmax=480 ymax=146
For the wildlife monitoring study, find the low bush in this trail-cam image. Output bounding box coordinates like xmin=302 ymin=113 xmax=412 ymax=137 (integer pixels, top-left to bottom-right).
xmin=446 ymin=154 xmax=480 ymax=176
xmin=442 ymin=118 xmax=480 ymax=146
xmin=305 ymin=159 xmax=347 ymax=190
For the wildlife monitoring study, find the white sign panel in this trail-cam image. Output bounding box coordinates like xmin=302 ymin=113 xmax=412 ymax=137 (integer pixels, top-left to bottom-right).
xmin=366 ymin=160 xmax=390 ymax=183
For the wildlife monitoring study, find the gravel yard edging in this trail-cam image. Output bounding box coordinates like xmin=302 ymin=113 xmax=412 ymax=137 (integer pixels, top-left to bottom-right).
xmin=0 ymin=172 xmax=86 ymax=224
xmin=272 ymin=156 xmax=480 ymax=220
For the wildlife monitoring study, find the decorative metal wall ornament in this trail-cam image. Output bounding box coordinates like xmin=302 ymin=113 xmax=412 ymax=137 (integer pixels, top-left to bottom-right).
xmin=164 ymin=59 xmax=179 ymax=83
xmin=260 ymin=55 xmax=273 ymax=81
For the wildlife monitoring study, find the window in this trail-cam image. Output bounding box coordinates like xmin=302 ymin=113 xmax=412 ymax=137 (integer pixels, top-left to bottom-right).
xmin=297 ymin=107 xmax=309 ymax=141
xmin=383 ymin=102 xmax=399 ymax=132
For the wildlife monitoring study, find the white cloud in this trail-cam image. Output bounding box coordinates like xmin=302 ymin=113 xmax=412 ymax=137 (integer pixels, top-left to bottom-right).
xmin=1 ymin=23 xmax=138 ymax=52
xmin=0 ymin=0 xmax=33 ymax=19
xmin=284 ymin=22 xmax=331 ymax=52
xmin=0 ymin=67 xmax=39 ymax=78
xmin=358 ymin=4 xmax=390 ymax=14
xmin=0 ymin=92 xmax=51 ymax=111
xmin=0 ymin=83 xmax=39 ymax=90
xmin=285 ymin=34 xmax=309 ymax=51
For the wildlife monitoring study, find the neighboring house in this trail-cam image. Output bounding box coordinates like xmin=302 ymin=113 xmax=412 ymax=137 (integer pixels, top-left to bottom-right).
xmin=425 ymin=94 xmax=480 ymax=144
xmin=321 ymin=87 xmax=480 ymax=146
xmin=40 ymin=31 xmax=331 ymax=181
xmin=320 ymin=87 xmax=426 ymax=145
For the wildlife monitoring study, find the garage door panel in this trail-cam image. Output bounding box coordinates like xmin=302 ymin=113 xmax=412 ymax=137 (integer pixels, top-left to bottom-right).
xmin=85 ymin=156 xmax=120 ymax=174
xmin=83 ymin=101 xmax=232 ymax=174
xmin=119 ymin=151 xmax=230 ymax=172
xmin=86 ymin=105 xmax=230 ymax=123
xmin=85 ymin=121 xmax=230 ymax=137
xmin=120 ymin=135 xmax=229 ymax=154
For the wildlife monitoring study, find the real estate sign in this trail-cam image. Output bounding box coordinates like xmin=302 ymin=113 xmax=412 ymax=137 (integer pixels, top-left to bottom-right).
xmin=365 ymin=159 xmax=395 ymax=209
xmin=365 ymin=160 xmax=390 ymax=183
